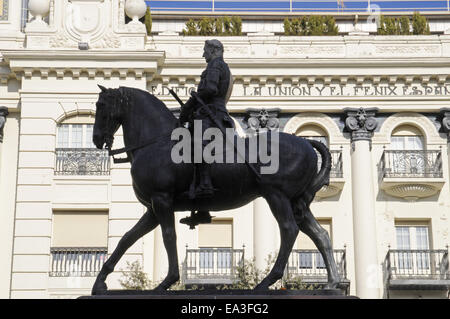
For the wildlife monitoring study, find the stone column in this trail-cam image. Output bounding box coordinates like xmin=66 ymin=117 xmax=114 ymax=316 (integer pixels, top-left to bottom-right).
xmin=344 ymin=107 xmax=380 ymax=299
xmin=253 ymin=198 xmax=279 ymax=271
xmin=0 ymin=107 xmax=9 ymax=180
xmin=244 ymin=108 xmax=281 ymax=271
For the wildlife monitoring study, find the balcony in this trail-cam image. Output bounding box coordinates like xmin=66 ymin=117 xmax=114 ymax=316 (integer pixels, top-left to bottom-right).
xmin=49 ymin=247 xmax=108 ymax=277
xmin=385 ymin=249 xmax=450 ymax=290
xmin=315 ymin=149 xmax=345 ymax=199
xmin=55 ymin=148 xmax=110 ymax=176
xmin=181 ymin=247 xmax=244 ymax=287
xmin=284 ymin=249 xmax=350 ymax=292
xmin=379 ymin=150 xmax=445 ymax=200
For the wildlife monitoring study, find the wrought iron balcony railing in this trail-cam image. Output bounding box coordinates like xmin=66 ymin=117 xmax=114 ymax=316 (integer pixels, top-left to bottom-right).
xmin=49 ymin=247 xmax=108 ymax=277
xmin=55 ymin=148 xmax=110 ymax=175
xmin=284 ymin=249 xmax=348 ymax=284
xmin=182 ymin=247 xmax=244 ymax=285
xmin=386 ymin=249 xmax=449 ymax=281
xmin=315 ymin=149 xmax=343 ymax=178
xmin=379 ymin=150 xmax=443 ymax=179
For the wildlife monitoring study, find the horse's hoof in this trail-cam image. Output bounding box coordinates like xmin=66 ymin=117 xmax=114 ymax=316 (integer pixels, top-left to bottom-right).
xmin=153 ymin=285 xmax=168 ymax=292
xmin=253 ymin=284 xmax=269 ymax=291
xmin=324 ymin=281 xmax=339 ymax=290
xmin=92 ymin=281 xmax=108 ymax=295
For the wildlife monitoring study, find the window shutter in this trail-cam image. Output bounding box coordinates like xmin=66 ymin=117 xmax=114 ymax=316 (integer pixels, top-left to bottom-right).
xmin=52 ymin=212 xmax=108 ymax=247
xmin=198 ymin=220 xmax=232 ymax=248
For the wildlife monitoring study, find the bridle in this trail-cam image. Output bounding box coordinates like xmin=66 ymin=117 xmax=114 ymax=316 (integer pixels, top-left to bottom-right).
xmin=99 ymin=88 xmax=173 ymax=164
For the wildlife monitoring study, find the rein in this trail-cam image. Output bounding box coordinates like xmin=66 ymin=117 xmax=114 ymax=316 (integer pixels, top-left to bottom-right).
xmin=107 ymin=131 xmax=173 ymax=164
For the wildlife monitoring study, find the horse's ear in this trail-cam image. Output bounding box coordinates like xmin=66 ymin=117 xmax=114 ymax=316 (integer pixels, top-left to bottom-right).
xmin=98 ymin=85 xmax=107 ymax=92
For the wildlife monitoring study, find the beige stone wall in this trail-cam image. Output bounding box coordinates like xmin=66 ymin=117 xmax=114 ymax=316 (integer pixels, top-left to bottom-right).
xmin=0 ymin=1 xmax=449 ymax=299
xmin=0 ymin=111 xmax=19 ymax=298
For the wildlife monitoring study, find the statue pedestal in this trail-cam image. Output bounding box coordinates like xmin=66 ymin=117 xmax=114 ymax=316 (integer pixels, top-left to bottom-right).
xmin=79 ymin=289 xmax=357 ymax=299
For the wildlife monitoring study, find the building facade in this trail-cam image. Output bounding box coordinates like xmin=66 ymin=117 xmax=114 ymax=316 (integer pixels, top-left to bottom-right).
xmin=0 ymin=0 xmax=449 ymax=299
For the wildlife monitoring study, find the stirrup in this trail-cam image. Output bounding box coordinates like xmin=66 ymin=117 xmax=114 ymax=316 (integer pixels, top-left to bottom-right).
xmin=180 ymin=211 xmax=213 ymax=229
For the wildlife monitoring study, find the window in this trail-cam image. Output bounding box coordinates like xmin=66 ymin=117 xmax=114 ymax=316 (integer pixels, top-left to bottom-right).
xmin=57 ymin=124 xmax=96 ymax=149
xmin=1 ymin=0 xmax=9 ymax=21
xmin=390 ymin=125 xmax=424 ymax=151
xmin=388 ymin=125 xmax=427 ymax=176
xmin=50 ymin=211 xmax=108 ymax=277
xmin=198 ymin=219 xmax=233 ymax=270
xmin=395 ymin=223 xmax=431 ymax=271
xmin=55 ymin=115 xmax=110 ymax=175
xmin=296 ymin=220 xmax=331 ymax=271
xmin=296 ymin=125 xmax=329 ymax=173
xmin=296 ymin=124 xmax=329 ymax=147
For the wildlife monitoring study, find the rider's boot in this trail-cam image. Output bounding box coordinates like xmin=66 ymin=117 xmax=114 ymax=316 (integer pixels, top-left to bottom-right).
xmin=180 ymin=210 xmax=212 ymax=228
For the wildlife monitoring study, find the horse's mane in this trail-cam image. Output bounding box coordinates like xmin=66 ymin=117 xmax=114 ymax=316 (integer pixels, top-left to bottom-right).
xmin=118 ymin=86 xmax=177 ymax=121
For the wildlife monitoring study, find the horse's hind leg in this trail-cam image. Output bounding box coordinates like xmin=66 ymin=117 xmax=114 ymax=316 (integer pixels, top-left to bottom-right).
xmin=254 ymin=191 xmax=299 ymax=290
xmin=92 ymin=209 xmax=159 ymax=295
xmin=297 ymin=206 xmax=341 ymax=289
xmin=151 ymin=193 xmax=180 ymax=291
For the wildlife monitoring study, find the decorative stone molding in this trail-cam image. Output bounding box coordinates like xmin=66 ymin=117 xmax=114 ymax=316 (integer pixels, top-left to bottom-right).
xmin=0 ymin=106 xmax=9 ymax=143
xmin=374 ymin=112 xmax=443 ymax=145
xmin=315 ymin=181 xmax=345 ymax=200
xmin=25 ymin=0 xmax=147 ymax=50
xmin=283 ymin=112 xmax=346 ymax=144
xmin=2 ymin=50 xmax=165 ymax=81
xmin=244 ymin=108 xmax=281 ymax=133
xmin=380 ymin=181 xmax=445 ymax=201
xmin=344 ymin=107 xmax=378 ymax=149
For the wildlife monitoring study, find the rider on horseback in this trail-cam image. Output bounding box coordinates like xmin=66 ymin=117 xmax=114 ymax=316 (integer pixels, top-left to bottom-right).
xmin=179 ymin=39 xmax=234 ymax=227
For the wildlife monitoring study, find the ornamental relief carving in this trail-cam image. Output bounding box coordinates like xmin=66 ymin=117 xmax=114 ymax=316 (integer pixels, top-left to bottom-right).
xmin=65 ymin=0 xmax=108 ymax=45
xmin=49 ymin=31 xmax=77 ymax=48
xmin=184 ymin=46 xmax=204 ymax=55
xmin=375 ymin=45 xmax=441 ymax=56
xmin=90 ymin=31 xmax=121 ymax=49
xmin=225 ymin=46 xmax=249 ymax=56
xmin=278 ymin=45 xmax=345 ymax=57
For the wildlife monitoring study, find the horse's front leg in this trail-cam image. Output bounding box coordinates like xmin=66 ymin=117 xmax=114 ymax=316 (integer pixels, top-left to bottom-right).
xmin=92 ymin=209 xmax=159 ymax=295
xmin=151 ymin=193 xmax=180 ymax=291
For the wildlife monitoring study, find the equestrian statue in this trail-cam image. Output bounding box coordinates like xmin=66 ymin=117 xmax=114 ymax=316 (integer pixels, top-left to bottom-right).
xmin=91 ymin=39 xmax=340 ymax=294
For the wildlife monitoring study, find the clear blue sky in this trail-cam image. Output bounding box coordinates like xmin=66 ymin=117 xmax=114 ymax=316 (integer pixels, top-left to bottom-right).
xmin=145 ymin=1 xmax=450 ymax=12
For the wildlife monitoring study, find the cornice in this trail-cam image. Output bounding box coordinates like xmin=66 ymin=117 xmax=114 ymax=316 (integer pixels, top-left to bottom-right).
xmin=164 ymin=57 xmax=450 ymax=69
xmin=1 ymin=50 xmax=165 ymax=62
xmin=1 ymin=50 xmax=166 ymax=80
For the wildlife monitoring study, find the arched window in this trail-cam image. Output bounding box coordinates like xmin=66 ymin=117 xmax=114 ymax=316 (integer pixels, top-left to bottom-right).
xmin=57 ymin=115 xmax=96 ymax=149
xmin=296 ymin=125 xmax=330 ymax=173
xmin=55 ymin=114 xmax=109 ymax=175
xmin=390 ymin=125 xmax=424 ymax=150
xmin=388 ymin=125 xmax=427 ymax=176
xmin=295 ymin=124 xmax=329 ymax=147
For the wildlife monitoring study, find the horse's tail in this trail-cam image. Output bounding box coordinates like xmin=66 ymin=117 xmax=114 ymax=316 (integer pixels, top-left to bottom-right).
xmin=291 ymin=139 xmax=331 ymax=223
xmin=307 ymin=139 xmax=332 ymax=194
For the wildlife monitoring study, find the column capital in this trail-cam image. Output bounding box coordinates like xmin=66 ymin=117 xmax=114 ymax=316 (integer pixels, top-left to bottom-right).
xmin=0 ymin=106 xmax=9 ymax=143
xmin=344 ymin=107 xmax=379 ymax=143
xmin=439 ymin=108 xmax=450 ymax=136
xmin=244 ymin=108 xmax=281 ymax=134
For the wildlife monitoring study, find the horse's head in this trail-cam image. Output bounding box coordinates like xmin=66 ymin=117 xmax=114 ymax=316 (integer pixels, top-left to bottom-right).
xmin=93 ymin=85 xmax=127 ymax=149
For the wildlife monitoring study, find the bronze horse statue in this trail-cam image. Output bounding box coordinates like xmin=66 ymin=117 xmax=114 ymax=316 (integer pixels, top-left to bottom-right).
xmin=91 ymin=85 xmax=340 ymax=294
